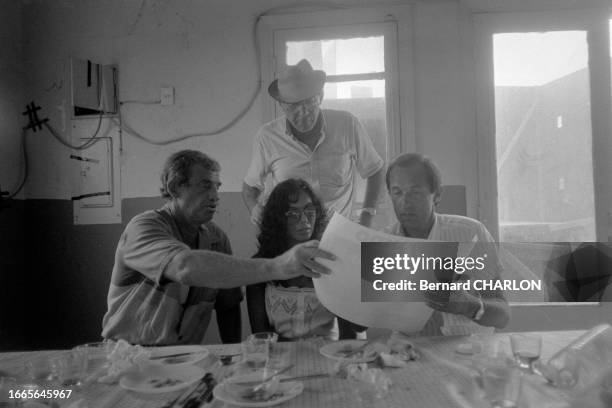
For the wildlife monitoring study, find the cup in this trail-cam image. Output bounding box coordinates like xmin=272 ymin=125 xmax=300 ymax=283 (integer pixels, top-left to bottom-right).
xmin=347 ymin=365 xmax=392 ymax=407
xmin=470 ymin=333 xmax=499 ymax=357
xmin=75 ymin=341 xmax=111 ymax=382
xmin=241 ymin=337 xmax=269 ymax=371
xmin=510 ymin=334 xmax=541 ymax=372
xmin=267 ymin=343 xmax=291 ymax=370
xmin=50 ymin=350 xmax=88 ymax=386
xmin=482 ymin=365 xmax=521 ymax=408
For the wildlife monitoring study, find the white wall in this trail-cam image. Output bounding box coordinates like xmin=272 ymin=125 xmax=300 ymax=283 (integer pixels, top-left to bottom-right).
xmin=1 ymin=0 xmax=25 ymax=199
xmin=20 ymin=0 xmax=479 ymax=216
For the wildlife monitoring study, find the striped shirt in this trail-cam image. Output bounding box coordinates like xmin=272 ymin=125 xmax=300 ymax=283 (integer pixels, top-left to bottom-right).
xmin=102 ymin=205 xmax=242 ymax=345
xmin=385 ymin=213 xmax=501 ymax=336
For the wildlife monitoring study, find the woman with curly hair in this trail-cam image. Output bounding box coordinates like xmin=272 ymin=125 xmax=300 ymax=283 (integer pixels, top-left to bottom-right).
xmin=246 ymin=178 xmax=360 ymax=340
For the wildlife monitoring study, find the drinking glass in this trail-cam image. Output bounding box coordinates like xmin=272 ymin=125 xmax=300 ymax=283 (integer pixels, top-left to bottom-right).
xmin=249 ymin=332 xmax=278 ymax=344
xmin=50 ymin=350 xmax=88 ymax=386
xmin=75 ymin=341 xmax=111 ymax=382
xmin=510 ymin=334 xmax=542 ymax=373
xmin=241 ymin=337 xmax=269 ymax=371
xmin=267 ymin=343 xmax=291 ymax=370
xmin=26 ymin=355 xmax=54 ymax=381
xmin=482 ymin=365 xmax=521 ymax=408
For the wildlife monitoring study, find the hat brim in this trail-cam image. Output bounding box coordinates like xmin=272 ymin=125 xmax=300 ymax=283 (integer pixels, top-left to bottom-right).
xmin=268 ymin=71 xmax=326 ymax=103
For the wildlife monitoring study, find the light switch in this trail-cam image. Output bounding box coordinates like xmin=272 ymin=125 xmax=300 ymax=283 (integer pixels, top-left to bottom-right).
xmin=161 ymin=87 xmax=174 ymax=105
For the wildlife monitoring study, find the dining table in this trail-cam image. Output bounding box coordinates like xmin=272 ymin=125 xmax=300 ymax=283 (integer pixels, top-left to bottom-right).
xmin=0 ymin=330 xmax=592 ymax=408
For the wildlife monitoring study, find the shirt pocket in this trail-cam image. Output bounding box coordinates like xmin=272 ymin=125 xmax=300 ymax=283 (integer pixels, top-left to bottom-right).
xmin=318 ymin=151 xmax=352 ymax=187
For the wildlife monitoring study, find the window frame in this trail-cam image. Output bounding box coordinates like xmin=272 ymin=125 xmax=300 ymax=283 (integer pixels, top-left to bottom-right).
xmin=474 ymin=9 xmax=612 ymax=330
xmin=258 ymin=5 xmax=416 ymax=161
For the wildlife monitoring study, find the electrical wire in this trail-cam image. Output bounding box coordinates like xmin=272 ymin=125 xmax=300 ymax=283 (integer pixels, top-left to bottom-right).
xmin=8 ymin=128 xmax=28 ymax=199
xmin=44 ymin=109 xmax=105 ymax=150
xmin=44 ymin=66 xmax=111 ymax=150
xmin=116 ymin=2 xmax=349 ymax=145
xmin=120 ymin=100 xmax=161 ymax=105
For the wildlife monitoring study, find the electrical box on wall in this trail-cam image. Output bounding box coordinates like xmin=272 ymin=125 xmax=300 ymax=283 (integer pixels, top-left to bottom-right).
xmin=71 ymin=118 xmax=121 ymax=224
xmin=71 ymin=58 xmax=118 ymax=117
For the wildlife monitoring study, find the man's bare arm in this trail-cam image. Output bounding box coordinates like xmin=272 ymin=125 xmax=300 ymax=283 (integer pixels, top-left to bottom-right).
xmin=164 ymin=240 xmax=334 ymax=288
xmin=359 ymin=167 xmax=385 ymax=227
xmin=242 ymin=182 xmax=261 ymax=214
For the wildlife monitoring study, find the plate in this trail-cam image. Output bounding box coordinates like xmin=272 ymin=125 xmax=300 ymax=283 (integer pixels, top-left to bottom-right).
xmin=319 ymin=340 xmax=377 ymax=363
xmin=147 ymin=345 xmax=210 ymax=366
xmin=213 ymin=379 xmax=303 ymax=407
xmin=119 ymin=364 xmax=206 ymax=394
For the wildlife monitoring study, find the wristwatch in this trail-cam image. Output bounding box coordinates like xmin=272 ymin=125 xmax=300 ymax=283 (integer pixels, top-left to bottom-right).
xmin=359 ymin=207 xmax=377 ymax=216
xmin=473 ymin=294 xmax=485 ymax=321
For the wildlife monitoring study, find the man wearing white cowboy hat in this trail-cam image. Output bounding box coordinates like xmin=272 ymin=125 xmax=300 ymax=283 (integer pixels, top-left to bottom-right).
xmin=242 ymin=59 xmax=385 ymax=227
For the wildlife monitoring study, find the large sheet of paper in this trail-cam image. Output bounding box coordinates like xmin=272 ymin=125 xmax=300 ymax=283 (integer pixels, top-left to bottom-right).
xmin=314 ymin=213 xmax=433 ymax=333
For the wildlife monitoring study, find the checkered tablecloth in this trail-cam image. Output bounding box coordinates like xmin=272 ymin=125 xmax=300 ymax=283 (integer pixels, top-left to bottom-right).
xmin=0 ymin=331 xmax=584 ymax=408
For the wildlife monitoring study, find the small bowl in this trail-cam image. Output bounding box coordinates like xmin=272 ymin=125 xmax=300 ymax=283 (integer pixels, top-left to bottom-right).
xmin=224 ymin=370 xmax=281 ymax=401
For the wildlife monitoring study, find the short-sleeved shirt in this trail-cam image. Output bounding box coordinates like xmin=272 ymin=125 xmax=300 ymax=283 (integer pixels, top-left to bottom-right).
xmin=244 ymin=109 xmax=384 ymax=216
xmin=385 ymin=213 xmax=501 ymax=336
xmin=101 ymin=205 xmax=242 ymax=345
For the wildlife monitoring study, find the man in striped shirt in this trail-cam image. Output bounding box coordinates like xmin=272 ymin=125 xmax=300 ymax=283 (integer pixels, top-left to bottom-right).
xmin=384 ymin=153 xmax=510 ymax=336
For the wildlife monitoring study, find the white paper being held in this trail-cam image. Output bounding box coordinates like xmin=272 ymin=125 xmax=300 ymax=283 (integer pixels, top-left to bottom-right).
xmin=312 ymin=213 xmax=433 ymax=333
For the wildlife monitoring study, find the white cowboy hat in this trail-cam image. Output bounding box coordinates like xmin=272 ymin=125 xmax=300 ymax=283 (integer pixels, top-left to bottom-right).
xmin=268 ymin=59 xmax=326 ymax=103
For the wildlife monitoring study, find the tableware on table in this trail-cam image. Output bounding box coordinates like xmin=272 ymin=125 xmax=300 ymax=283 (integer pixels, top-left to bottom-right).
xmin=224 ymin=371 xmax=282 ymax=401
xmin=241 ymin=337 xmax=270 ymax=370
xmin=119 ymin=364 xmax=205 ymax=394
xmin=249 ymin=332 xmax=279 ymax=344
xmin=75 ymin=341 xmax=112 ymax=383
xmin=539 ymin=349 xmax=581 ymax=389
xmin=232 ymin=365 xmax=294 ymax=389
xmin=320 ymin=340 xmax=377 ymax=363
xmin=279 ymin=372 xmax=330 ymax=382
xmin=160 ymin=373 xmax=215 ymax=408
xmin=219 ymin=353 xmax=241 ymax=366
xmin=214 ymin=376 xmax=303 ymax=407
xmin=542 ymin=324 xmax=612 ymax=389
xmin=482 ymin=365 xmax=521 ymax=408
xmin=346 ymin=364 xmax=392 ymax=407
xmin=267 ymin=344 xmax=291 ymax=370
xmin=147 ymin=345 xmax=209 ymax=366
xmin=26 ymin=356 xmax=54 ymax=381
xmin=50 ymin=350 xmax=88 ymax=386
xmin=510 ymin=334 xmax=541 ymax=373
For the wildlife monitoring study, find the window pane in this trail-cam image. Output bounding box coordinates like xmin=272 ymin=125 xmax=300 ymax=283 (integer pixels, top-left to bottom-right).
xmin=286 ymin=36 xmax=384 ymax=75
xmin=321 ymin=80 xmax=387 ymax=162
xmin=493 ymin=31 xmax=595 ymax=242
xmin=324 ymin=79 xmax=385 ymax=99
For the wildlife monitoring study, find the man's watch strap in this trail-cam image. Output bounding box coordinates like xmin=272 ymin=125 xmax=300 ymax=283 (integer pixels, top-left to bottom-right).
xmin=359 ymin=207 xmax=377 ymax=216
xmin=473 ymin=295 xmax=485 ymax=321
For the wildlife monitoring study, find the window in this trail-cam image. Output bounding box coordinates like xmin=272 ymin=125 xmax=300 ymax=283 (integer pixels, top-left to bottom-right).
xmin=492 ymin=31 xmax=596 ymax=242
xmin=475 ymin=10 xmax=612 ymax=330
xmin=260 ymin=6 xmax=412 ymax=229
